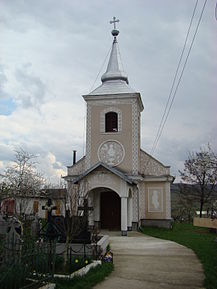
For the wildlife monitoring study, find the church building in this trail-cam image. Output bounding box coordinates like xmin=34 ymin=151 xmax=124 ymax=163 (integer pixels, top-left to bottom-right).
xmin=65 ymin=18 xmax=174 ymax=236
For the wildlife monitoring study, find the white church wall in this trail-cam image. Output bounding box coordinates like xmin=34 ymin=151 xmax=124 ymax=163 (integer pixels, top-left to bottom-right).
xmin=131 ymin=99 xmax=140 ymax=175
xmin=132 ymin=186 xmax=139 ymax=223
xmin=86 ymin=169 xmax=130 ymax=198
xmin=137 ymin=182 xmax=146 ymax=220
xmin=165 ymin=181 xmax=171 ymax=219
xmin=85 ymin=99 xmax=141 ymax=174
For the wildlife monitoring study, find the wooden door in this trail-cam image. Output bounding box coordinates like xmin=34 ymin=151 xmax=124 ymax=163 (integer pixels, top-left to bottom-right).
xmin=100 ymin=191 xmax=121 ymax=230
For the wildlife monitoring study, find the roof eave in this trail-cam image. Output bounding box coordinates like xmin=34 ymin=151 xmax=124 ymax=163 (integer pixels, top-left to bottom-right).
xmin=83 ymin=92 xmax=144 ymax=112
xmin=71 ymin=162 xmax=134 ymax=185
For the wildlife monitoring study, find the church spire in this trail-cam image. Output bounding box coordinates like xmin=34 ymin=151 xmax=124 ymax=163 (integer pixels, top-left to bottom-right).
xmin=101 ymin=17 xmax=129 ymax=84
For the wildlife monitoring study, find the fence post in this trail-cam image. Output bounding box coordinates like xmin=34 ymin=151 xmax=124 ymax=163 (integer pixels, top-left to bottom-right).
xmin=84 ymin=243 xmax=86 ymax=258
xmin=70 ymin=247 xmax=72 ymax=266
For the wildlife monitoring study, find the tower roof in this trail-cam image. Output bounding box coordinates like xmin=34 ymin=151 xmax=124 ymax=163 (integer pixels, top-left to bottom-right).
xmin=101 ymin=30 xmax=129 ymax=84
xmin=88 ymin=17 xmax=137 ymax=96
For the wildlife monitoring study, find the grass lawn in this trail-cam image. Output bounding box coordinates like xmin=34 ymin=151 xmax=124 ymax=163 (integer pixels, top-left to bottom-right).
xmin=141 ymin=222 xmax=217 ymax=289
xmin=55 ymin=262 xmax=114 ymax=289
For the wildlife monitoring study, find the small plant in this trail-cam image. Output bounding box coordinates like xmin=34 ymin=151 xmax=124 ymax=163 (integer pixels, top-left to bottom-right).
xmin=106 ymin=244 xmax=110 ymax=252
xmin=55 ymin=255 xmax=92 ymax=275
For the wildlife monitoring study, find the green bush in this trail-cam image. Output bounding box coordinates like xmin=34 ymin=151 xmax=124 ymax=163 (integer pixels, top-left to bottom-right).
xmin=0 ymin=262 xmax=30 ymax=289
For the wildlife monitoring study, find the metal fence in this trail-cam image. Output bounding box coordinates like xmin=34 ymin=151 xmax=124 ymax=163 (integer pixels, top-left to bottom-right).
xmin=0 ymin=238 xmax=56 ymax=289
xmin=0 ymin=239 xmax=100 ymax=288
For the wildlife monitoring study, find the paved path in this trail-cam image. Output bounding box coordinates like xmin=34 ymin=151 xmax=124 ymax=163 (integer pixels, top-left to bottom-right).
xmin=94 ymin=231 xmax=204 ymax=289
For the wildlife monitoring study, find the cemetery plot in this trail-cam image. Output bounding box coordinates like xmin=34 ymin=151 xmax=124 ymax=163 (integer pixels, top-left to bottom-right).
xmin=0 ymin=197 xmax=107 ymax=288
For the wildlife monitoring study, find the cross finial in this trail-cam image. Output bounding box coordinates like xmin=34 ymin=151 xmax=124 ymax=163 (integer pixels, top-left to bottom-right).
xmin=110 ymin=16 xmax=120 ymax=30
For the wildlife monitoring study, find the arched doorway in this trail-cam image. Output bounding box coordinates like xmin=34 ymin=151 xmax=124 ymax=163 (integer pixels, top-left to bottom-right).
xmin=100 ymin=190 xmax=121 ymax=230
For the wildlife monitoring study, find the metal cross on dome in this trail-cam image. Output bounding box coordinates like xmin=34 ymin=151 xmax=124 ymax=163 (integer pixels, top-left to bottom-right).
xmin=110 ymin=16 xmax=120 ymax=30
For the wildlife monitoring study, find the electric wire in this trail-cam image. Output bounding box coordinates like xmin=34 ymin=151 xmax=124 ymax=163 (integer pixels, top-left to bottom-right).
xmin=89 ymin=46 xmax=112 ymax=93
xmin=215 ymin=1 xmax=217 ymax=20
xmin=152 ymin=0 xmax=207 ymax=155
xmin=148 ymin=0 xmax=207 ymax=163
xmin=82 ymin=46 xmax=112 ymax=156
xmin=149 ymin=0 xmax=199 ymax=157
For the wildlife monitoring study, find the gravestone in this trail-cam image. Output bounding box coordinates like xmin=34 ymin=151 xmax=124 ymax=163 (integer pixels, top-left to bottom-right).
xmin=5 ymin=217 xmax=23 ymax=263
xmin=31 ymin=214 xmax=40 ymax=239
xmin=0 ymin=214 xmax=7 ymax=236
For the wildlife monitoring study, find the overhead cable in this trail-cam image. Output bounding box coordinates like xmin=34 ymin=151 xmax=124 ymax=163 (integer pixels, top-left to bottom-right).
xmin=149 ymin=0 xmax=207 ymax=160
xmin=149 ymin=0 xmax=199 ymax=157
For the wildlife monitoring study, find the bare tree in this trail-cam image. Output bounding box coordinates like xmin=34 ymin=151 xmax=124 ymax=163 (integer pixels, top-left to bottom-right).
xmin=1 ymin=148 xmax=45 ymax=216
xmin=179 ymin=144 xmax=217 ymax=218
xmin=172 ymin=184 xmax=198 ymax=222
xmin=63 ymin=181 xmax=92 ymax=269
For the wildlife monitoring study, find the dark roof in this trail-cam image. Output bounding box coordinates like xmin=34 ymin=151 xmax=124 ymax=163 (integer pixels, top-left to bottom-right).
xmin=44 ymin=188 xmax=67 ymax=199
xmin=72 ymin=162 xmax=134 ymax=185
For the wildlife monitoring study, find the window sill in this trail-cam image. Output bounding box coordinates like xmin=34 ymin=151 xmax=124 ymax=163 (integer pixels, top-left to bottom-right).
xmin=100 ymin=132 xmax=121 ymax=135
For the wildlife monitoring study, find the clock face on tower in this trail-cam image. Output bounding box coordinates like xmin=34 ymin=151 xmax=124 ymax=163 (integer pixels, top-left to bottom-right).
xmin=98 ymin=140 xmax=125 ymax=166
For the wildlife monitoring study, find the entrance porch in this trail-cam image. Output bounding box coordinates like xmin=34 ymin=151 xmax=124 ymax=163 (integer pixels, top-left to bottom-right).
xmin=88 ymin=187 xmax=133 ymax=236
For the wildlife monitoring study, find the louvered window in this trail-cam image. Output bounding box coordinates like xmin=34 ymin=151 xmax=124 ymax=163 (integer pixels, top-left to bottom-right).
xmin=105 ymin=112 xmax=118 ymax=132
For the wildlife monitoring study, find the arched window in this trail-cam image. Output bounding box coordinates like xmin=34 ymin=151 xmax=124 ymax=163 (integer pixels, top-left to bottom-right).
xmin=105 ymin=112 xmax=118 ymax=132
xmin=100 ymin=107 xmax=122 ymax=133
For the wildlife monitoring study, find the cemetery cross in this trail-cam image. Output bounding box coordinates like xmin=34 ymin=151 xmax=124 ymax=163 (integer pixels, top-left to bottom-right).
xmin=78 ymin=198 xmax=94 ymax=225
xmin=77 ymin=198 xmax=94 ymax=244
xmin=42 ymin=198 xmax=57 ymax=223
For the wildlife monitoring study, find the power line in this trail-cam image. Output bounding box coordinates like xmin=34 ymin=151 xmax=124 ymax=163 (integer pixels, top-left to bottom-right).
xmin=149 ymin=0 xmax=199 ymax=157
xmin=215 ymin=1 xmax=217 ymax=20
xmin=81 ymin=46 xmax=112 ymax=156
xmin=149 ymin=0 xmax=207 ymax=160
xmin=152 ymin=0 xmax=208 ymax=155
xmin=89 ymin=46 xmax=111 ymax=93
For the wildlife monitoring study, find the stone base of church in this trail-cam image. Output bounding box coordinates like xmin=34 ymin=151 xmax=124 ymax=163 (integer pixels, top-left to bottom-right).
xmin=132 ymin=222 xmax=138 ymax=231
xmin=127 ymin=226 xmax=132 ymax=231
xmin=121 ymin=230 xmax=127 ymax=236
xmin=140 ymin=219 xmax=172 ymax=229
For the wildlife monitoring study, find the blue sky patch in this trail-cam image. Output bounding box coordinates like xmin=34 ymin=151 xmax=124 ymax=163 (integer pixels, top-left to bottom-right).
xmin=0 ymin=98 xmax=16 ymax=115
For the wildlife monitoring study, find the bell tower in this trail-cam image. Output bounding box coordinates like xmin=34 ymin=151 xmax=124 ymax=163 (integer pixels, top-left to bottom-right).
xmin=83 ymin=17 xmax=144 ymax=176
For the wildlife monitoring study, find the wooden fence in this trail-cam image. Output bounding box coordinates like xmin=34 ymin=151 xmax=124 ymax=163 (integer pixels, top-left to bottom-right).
xmin=193 ymin=217 xmax=217 ymax=229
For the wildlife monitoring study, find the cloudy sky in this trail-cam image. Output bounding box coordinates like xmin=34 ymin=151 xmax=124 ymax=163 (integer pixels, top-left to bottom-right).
xmin=0 ymin=0 xmax=216 ymax=184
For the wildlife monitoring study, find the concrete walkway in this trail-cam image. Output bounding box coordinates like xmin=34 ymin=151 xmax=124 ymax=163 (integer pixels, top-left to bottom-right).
xmin=94 ymin=231 xmax=204 ymax=289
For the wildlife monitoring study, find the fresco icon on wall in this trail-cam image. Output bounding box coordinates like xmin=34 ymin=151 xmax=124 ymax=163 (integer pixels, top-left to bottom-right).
xmin=148 ymin=188 xmax=163 ymax=212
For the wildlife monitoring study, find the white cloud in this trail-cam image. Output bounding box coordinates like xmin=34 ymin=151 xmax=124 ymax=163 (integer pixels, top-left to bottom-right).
xmin=13 ymin=64 xmax=46 ymax=109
